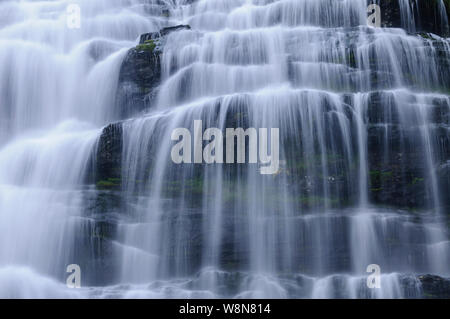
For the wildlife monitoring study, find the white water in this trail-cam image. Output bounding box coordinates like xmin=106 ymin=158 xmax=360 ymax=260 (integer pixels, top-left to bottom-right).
xmin=0 ymin=0 xmax=449 ymax=298
xmin=0 ymin=0 xmax=167 ymax=298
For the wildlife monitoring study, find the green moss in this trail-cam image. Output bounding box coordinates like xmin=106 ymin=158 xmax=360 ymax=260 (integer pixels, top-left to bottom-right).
xmin=346 ymin=49 xmax=357 ymax=68
xmin=185 ymin=178 xmax=204 ymax=193
xmin=422 ymin=292 xmax=436 ymax=299
xmin=288 ymin=153 xmax=344 ymax=171
xmin=135 ymin=39 xmax=156 ymax=53
xmin=418 ymin=32 xmax=433 ymax=40
xmin=370 ymin=170 xmax=393 ymax=181
xmin=411 ymin=177 xmax=424 ymax=185
xmin=140 ymin=86 xmax=151 ymax=94
xmin=96 ymin=178 xmax=121 ymax=190
xmin=432 ymin=86 xmax=450 ymax=96
xmin=92 ymin=227 xmax=106 ymax=240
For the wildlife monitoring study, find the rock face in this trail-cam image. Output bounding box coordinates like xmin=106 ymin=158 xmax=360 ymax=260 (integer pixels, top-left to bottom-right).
xmin=414 ymin=0 xmax=450 ymax=36
xmin=107 ymin=28 xmax=450 ymax=212
xmin=366 ymin=93 xmax=450 ymax=210
xmin=139 ymin=24 xmax=191 ymax=43
xmin=90 ymin=3 xmax=450 ymax=288
xmin=418 ymin=274 xmax=450 ymax=298
xmin=379 ymin=0 xmax=450 ymax=37
xmin=99 ymin=25 xmax=192 ymax=188
xmin=98 ymin=24 xmax=192 ymax=187
xmin=84 ymin=122 xmax=124 ymax=285
xmin=115 ymin=25 xmax=191 ymax=118
xmin=438 ymin=161 xmax=450 ymax=211
xmin=96 ymin=123 xmax=123 ymax=190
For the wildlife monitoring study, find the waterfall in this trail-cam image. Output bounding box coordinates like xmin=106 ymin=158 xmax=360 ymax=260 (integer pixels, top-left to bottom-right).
xmin=0 ymin=0 xmax=166 ymax=297
xmin=0 ymin=0 xmax=449 ymax=299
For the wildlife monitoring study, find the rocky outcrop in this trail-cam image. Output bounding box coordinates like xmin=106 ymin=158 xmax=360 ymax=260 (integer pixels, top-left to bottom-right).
xmin=98 ymin=25 xmax=192 ymax=189
xmin=418 ymin=274 xmax=450 ymax=298
xmin=116 ymin=25 xmax=191 ymax=118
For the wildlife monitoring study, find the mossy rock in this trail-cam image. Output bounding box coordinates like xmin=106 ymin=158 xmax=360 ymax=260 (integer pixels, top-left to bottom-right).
xmin=135 ymin=39 xmax=157 ymax=53
xmin=96 ymin=178 xmax=122 ymax=190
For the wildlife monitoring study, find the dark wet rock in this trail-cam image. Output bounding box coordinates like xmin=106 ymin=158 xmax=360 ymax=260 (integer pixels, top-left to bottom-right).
xmin=367 ymin=153 xmax=429 ymax=210
xmin=98 ymin=87 xmax=449 ymax=212
xmin=379 ymin=0 xmax=450 ymax=37
xmin=72 ymin=215 xmax=119 ymax=286
xmin=364 ymin=89 xmax=450 ymax=210
xmin=366 ymin=124 xmax=441 ymax=210
xmin=139 ymin=24 xmax=191 ymax=43
xmin=418 ymin=274 xmax=450 ymax=298
xmin=96 ymin=123 xmax=123 ymax=190
xmin=74 ymin=0 xmax=450 ymax=289
xmin=414 ymin=0 xmax=450 ymax=37
xmin=378 ymin=0 xmax=402 ymax=29
xmin=116 ymin=25 xmax=191 ymax=118
xmin=438 ymin=161 xmax=450 ymax=211
xmin=116 ymin=46 xmax=162 ymax=118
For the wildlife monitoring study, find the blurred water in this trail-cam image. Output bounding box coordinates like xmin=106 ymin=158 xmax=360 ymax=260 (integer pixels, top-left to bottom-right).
xmin=0 ymin=0 xmax=449 ymax=298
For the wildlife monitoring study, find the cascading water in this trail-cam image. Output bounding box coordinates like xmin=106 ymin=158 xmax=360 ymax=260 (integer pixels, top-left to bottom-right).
xmin=0 ymin=0 xmax=449 ymax=299
xmin=0 ymin=0 xmax=167 ymax=297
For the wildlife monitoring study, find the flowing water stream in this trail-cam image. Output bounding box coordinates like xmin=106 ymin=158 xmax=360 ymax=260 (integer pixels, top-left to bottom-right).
xmin=0 ymin=0 xmax=449 ymax=298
